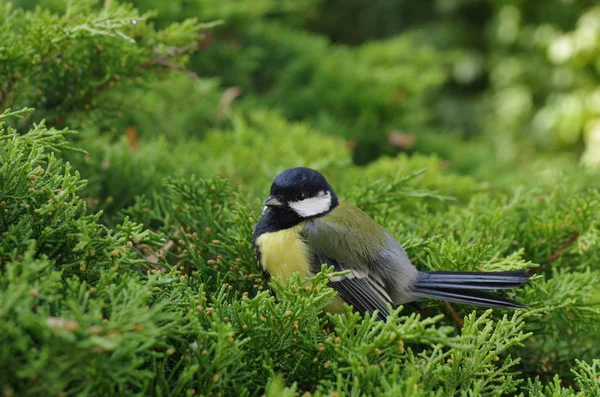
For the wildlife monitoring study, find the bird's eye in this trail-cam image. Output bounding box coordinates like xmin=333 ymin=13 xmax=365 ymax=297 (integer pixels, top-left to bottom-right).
xmin=300 ymin=192 xmax=306 ymax=199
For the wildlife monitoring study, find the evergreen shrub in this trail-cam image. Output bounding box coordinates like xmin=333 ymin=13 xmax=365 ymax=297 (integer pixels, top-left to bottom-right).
xmin=1 ymin=1 xmax=599 ymax=396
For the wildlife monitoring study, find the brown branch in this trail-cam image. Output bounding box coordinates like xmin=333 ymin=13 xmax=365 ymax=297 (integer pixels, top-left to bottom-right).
xmin=137 ymin=42 xmax=199 ymax=72
xmin=549 ymin=232 xmax=580 ymax=262
xmin=41 ymin=51 xmax=63 ymax=66
xmin=214 ymin=86 xmax=241 ymax=121
xmin=155 ymin=59 xmax=199 ymax=80
xmin=0 ymin=76 xmax=17 ymax=110
xmin=444 ymin=301 xmax=464 ymax=328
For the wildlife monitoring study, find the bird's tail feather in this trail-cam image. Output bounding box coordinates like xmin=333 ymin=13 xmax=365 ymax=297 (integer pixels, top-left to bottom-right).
xmin=413 ymin=270 xmax=530 ymax=309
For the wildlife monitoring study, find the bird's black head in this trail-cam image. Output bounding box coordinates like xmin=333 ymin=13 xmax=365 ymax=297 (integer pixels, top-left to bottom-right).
xmin=255 ymin=167 xmax=339 ymax=234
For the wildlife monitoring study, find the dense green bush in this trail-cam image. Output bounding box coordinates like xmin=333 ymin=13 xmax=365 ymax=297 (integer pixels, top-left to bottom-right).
xmin=2 ymin=0 xmax=600 ymax=396
xmin=0 ymin=0 xmax=209 ymax=129
xmin=2 ymin=106 xmax=600 ymax=395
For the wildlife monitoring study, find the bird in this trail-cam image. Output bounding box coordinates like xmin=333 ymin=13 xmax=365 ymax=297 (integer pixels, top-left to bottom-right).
xmin=252 ymin=167 xmax=531 ymax=320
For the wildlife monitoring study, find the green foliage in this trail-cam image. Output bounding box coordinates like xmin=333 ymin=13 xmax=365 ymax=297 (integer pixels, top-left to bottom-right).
xmin=1 ymin=0 xmax=207 ymax=131
xmin=0 ymin=109 xmax=158 ymax=277
xmin=524 ymin=359 xmax=600 ymax=396
xmin=2 ymin=0 xmax=600 ymax=396
xmin=481 ymin=2 xmax=600 ymax=155
xmin=72 ymin=108 xmax=351 ymax=220
xmin=128 ymin=0 xmax=321 ymax=27
xmin=225 ymin=0 xmax=600 ymax=166
xmin=247 ymin=23 xmax=448 ymax=125
xmin=202 ymin=21 xmax=451 ymax=164
xmin=4 ymin=106 xmax=600 ymax=395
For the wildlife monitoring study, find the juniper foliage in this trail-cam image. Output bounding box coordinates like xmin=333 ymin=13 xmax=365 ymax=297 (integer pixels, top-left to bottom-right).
xmin=2 ymin=106 xmax=600 ymax=395
xmin=1 ymin=0 xmax=209 ymax=130
xmin=1 ymin=1 xmax=600 ymax=396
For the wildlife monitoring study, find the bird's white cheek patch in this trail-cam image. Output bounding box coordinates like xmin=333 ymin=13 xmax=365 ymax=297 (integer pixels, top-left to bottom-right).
xmin=289 ymin=191 xmax=332 ymax=217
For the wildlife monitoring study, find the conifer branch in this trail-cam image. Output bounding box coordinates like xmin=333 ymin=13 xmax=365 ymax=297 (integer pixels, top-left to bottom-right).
xmin=0 ymin=76 xmax=17 ymax=110
xmin=137 ymin=42 xmax=200 ymax=74
xmin=444 ymin=301 xmax=464 ymax=328
xmin=154 ymin=59 xmax=200 ymax=80
xmin=549 ymin=231 xmax=580 ymax=262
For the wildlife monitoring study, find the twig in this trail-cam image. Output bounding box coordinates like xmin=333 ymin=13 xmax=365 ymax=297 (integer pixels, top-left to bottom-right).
xmin=0 ymin=76 xmax=17 ymax=110
xmin=137 ymin=42 xmax=199 ymax=71
xmin=156 ymin=59 xmax=199 ymax=80
xmin=444 ymin=301 xmax=464 ymax=328
xmin=214 ymin=86 xmax=241 ymax=120
xmin=549 ymin=232 xmax=579 ymax=262
xmin=41 ymin=52 xmax=63 ymax=65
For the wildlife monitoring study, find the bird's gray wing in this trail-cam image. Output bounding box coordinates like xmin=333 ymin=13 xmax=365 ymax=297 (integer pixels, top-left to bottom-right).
xmin=315 ymin=253 xmax=392 ymax=320
xmin=302 ymin=218 xmax=394 ymax=320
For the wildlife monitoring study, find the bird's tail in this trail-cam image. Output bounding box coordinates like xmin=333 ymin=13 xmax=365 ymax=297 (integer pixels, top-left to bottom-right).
xmin=412 ymin=270 xmax=531 ymax=309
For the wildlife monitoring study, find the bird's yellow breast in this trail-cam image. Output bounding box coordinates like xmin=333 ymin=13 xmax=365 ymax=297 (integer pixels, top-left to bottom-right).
xmin=255 ymin=224 xmax=312 ymax=281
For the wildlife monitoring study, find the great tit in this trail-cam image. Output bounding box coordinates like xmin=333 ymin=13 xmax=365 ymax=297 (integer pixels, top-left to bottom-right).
xmin=252 ymin=167 xmax=530 ymax=319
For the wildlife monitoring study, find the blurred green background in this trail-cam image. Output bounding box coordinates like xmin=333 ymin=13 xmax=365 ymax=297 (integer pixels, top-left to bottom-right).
xmin=7 ymin=0 xmax=600 ymax=215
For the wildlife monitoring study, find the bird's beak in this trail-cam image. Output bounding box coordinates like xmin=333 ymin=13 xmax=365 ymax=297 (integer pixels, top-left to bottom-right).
xmin=264 ymin=196 xmax=284 ymax=207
